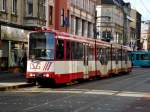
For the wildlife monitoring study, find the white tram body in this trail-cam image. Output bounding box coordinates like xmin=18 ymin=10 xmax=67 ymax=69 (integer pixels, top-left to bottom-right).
xmin=26 ymin=29 xmax=132 ymax=85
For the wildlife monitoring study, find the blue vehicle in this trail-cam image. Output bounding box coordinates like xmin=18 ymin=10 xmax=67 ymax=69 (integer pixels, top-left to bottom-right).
xmin=131 ymin=51 xmax=150 ymax=67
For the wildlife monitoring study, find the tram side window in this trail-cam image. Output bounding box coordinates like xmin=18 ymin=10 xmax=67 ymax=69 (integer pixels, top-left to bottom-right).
xmin=123 ymin=51 xmax=127 ymax=61
xmin=72 ymin=42 xmax=76 ymax=59
xmin=118 ymin=49 xmax=122 ymax=61
xmin=79 ymin=43 xmax=83 ymax=59
xmin=115 ymin=49 xmax=119 ymax=63
xmin=88 ymin=47 xmax=94 ymax=60
xmin=141 ymin=54 xmax=149 ymax=60
xmin=72 ymin=42 xmax=83 ymax=60
xmin=122 ymin=50 xmax=125 ymax=61
xmin=122 ymin=50 xmax=124 ymax=61
xmin=125 ymin=51 xmax=127 ymax=61
xmin=56 ymin=39 xmax=64 ymax=60
xmin=97 ymin=48 xmax=106 ymax=65
xmin=106 ymin=48 xmax=110 ymax=61
xmin=124 ymin=51 xmax=128 ymax=63
xmin=136 ymin=54 xmax=140 ymax=60
xmin=66 ymin=41 xmax=71 ymax=60
xmin=102 ymin=48 xmax=107 ymax=64
xmin=97 ymin=48 xmax=102 ymax=63
xmin=112 ymin=49 xmax=116 ymax=60
xmin=129 ymin=52 xmax=132 ymax=61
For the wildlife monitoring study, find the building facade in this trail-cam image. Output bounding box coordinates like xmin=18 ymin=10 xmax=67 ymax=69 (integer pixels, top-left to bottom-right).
xmin=129 ymin=9 xmax=137 ymax=50
xmin=54 ymin=0 xmax=69 ymax=32
xmin=49 ymin=0 xmax=96 ymax=38
xmin=96 ymin=0 xmax=132 ymax=44
xmin=0 ymin=0 xmax=46 ymax=70
xmin=135 ymin=11 xmax=141 ymax=50
xmin=129 ymin=9 xmax=141 ymax=51
xmin=141 ymin=21 xmax=150 ymax=51
xmin=96 ymin=0 xmax=124 ymax=43
xmin=46 ymin=0 xmax=55 ymax=28
xmin=24 ymin=0 xmax=46 ymax=28
xmin=70 ymin=0 xmax=96 ymax=38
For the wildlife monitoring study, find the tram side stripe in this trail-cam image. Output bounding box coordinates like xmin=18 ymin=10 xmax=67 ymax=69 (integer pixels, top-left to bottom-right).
xmin=47 ymin=62 xmax=52 ymax=71
xmin=43 ymin=62 xmax=48 ymax=71
xmin=46 ymin=62 xmax=50 ymax=71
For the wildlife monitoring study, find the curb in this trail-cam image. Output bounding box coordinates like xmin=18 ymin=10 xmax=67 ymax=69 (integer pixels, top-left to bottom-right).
xmin=0 ymin=83 xmax=34 ymax=91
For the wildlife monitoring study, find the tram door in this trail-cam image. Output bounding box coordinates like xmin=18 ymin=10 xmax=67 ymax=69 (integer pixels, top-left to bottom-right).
xmin=116 ymin=49 xmax=120 ymax=74
xmin=83 ymin=44 xmax=89 ymax=79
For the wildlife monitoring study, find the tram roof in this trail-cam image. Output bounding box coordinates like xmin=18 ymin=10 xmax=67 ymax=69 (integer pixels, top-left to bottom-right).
xmin=29 ymin=29 xmax=131 ymax=50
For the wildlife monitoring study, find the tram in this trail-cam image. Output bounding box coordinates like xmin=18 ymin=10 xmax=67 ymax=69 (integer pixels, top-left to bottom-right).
xmin=131 ymin=51 xmax=150 ymax=67
xmin=26 ymin=28 xmax=132 ymax=85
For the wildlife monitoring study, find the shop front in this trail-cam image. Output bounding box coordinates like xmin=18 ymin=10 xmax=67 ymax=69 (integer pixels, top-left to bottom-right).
xmin=0 ymin=25 xmax=29 ymax=72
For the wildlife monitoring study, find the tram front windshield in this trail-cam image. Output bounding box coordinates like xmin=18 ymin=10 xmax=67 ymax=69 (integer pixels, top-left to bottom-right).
xmin=29 ymin=32 xmax=55 ymax=60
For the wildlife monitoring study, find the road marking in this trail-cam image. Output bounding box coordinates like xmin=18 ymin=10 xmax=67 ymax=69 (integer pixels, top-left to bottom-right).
xmin=117 ymin=91 xmax=145 ymax=97
xmin=85 ymin=90 xmax=117 ymax=95
xmin=11 ymin=89 xmax=150 ymax=98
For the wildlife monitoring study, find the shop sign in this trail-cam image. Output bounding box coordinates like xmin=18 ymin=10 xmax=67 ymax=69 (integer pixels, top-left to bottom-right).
xmin=1 ymin=26 xmax=29 ymax=42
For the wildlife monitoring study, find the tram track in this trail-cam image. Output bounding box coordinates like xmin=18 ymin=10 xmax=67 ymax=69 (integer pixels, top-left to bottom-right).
xmin=17 ymin=68 xmax=150 ymax=94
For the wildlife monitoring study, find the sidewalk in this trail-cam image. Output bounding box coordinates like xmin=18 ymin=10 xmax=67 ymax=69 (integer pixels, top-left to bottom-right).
xmin=0 ymin=71 xmax=33 ymax=91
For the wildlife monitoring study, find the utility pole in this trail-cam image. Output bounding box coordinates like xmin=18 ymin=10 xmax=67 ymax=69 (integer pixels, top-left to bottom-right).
xmin=94 ymin=11 xmax=97 ymax=39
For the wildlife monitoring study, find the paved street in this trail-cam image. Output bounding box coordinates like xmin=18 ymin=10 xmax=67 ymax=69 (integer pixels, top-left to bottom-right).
xmin=0 ymin=68 xmax=150 ymax=112
xmin=0 ymin=72 xmax=25 ymax=83
xmin=0 ymin=72 xmax=32 ymax=91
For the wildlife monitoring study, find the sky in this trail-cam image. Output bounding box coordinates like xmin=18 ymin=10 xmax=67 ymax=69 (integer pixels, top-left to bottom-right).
xmin=124 ymin=0 xmax=150 ymax=21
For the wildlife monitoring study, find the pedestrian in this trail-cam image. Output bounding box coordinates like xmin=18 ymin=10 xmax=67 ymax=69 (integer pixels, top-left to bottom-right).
xmin=22 ymin=53 xmax=27 ymax=73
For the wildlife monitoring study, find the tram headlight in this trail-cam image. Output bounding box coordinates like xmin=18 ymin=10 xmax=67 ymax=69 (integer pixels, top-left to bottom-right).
xmin=29 ymin=74 xmax=35 ymax=77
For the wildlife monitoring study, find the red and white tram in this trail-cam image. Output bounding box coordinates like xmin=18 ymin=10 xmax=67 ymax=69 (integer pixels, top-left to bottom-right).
xmin=26 ymin=29 xmax=132 ymax=85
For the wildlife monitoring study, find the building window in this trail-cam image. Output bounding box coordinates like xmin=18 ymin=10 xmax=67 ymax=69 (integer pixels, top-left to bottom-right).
xmin=60 ymin=9 xmax=64 ymax=27
xmin=12 ymin=0 xmax=17 ymax=14
xmin=49 ymin=6 xmax=53 ymax=25
xmin=66 ymin=10 xmax=70 ymax=27
xmin=71 ymin=0 xmax=75 ymax=5
xmin=1 ymin=0 xmax=7 ymax=11
xmin=27 ymin=0 xmax=33 ymax=16
xmin=38 ymin=0 xmax=46 ymax=19
xmin=71 ymin=16 xmax=75 ymax=34
xmin=83 ymin=0 xmax=86 ymax=10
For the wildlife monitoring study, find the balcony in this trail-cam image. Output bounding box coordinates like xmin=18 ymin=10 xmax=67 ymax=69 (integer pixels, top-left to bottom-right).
xmin=24 ymin=16 xmax=46 ymax=28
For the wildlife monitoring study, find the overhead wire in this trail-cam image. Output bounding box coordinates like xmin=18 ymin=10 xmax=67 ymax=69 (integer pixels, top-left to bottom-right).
xmin=119 ymin=0 xmax=150 ymax=21
xmin=125 ymin=0 xmax=150 ymax=21
xmin=132 ymin=0 xmax=150 ymax=20
xmin=140 ymin=0 xmax=150 ymax=15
